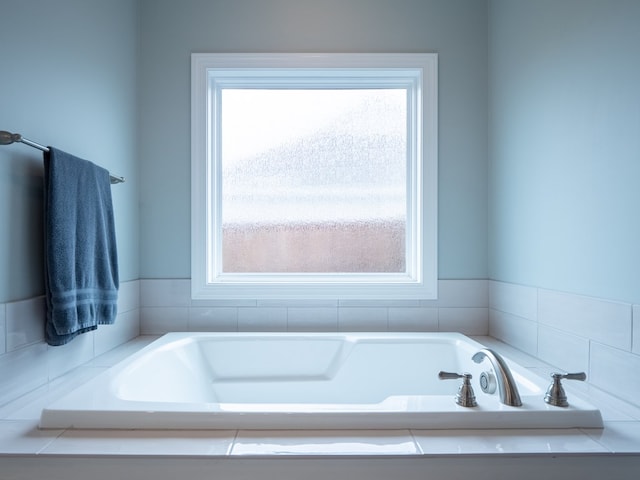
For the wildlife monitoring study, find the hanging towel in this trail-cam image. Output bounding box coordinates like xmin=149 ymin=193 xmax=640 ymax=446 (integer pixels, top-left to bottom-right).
xmin=43 ymin=147 xmax=119 ymax=346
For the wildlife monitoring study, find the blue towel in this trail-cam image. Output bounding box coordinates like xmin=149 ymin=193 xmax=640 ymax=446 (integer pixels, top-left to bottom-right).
xmin=43 ymin=147 xmax=119 ymax=346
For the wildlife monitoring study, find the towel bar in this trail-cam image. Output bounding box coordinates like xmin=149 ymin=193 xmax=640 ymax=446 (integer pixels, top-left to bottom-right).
xmin=0 ymin=130 xmax=125 ymax=184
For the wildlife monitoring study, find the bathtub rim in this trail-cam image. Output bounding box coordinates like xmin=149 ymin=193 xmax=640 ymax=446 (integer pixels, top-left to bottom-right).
xmin=39 ymin=331 xmax=604 ymax=431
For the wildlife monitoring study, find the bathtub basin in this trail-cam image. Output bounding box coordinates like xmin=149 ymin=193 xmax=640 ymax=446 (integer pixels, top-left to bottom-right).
xmin=40 ymin=332 xmax=603 ymax=430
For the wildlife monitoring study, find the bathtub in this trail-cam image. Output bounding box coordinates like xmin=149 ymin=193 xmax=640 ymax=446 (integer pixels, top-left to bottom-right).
xmin=39 ymin=332 xmax=603 ymax=430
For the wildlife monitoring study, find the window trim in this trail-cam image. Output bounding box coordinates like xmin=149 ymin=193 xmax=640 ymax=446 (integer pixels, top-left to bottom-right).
xmin=191 ymin=53 xmax=438 ymax=300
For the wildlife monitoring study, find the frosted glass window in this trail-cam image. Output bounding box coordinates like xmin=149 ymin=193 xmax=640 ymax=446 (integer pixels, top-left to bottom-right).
xmin=220 ymin=88 xmax=407 ymax=273
xmin=191 ymin=53 xmax=438 ymax=300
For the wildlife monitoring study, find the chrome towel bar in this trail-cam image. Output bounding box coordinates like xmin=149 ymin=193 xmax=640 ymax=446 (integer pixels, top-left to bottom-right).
xmin=0 ymin=130 xmax=125 ymax=184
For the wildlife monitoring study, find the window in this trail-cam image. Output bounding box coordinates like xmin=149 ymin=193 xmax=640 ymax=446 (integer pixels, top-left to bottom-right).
xmin=191 ymin=53 xmax=437 ymax=299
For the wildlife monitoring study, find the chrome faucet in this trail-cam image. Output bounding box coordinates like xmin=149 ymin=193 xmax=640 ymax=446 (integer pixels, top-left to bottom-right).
xmin=544 ymin=372 xmax=586 ymax=407
xmin=472 ymin=349 xmax=522 ymax=407
xmin=438 ymin=371 xmax=478 ymax=407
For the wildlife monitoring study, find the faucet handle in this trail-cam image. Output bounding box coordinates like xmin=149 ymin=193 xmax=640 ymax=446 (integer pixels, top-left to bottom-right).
xmin=438 ymin=371 xmax=467 ymax=380
xmin=555 ymin=372 xmax=587 ymax=381
xmin=438 ymin=371 xmax=478 ymax=407
xmin=544 ymin=372 xmax=586 ymax=407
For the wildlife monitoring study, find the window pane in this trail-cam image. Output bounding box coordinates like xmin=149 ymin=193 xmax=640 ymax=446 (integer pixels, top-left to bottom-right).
xmin=220 ymin=88 xmax=407 ymax=273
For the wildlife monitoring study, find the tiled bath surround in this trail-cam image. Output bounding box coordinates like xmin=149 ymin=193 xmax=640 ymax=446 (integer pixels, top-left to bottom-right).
xmin=1 ymin=335 xmax=640 ymax=479
xmin=0 ymin=280 xmax=140 ymax=407
xmin=489 ymin=281 xmax=640 ymax=409
xmin=0 ymin=279 xmax=487 ymax=410
xmin=139 ymin=279 xmax=489 ymax=334
xmin=1 ymin=278 xmax=640 ymax=478
xmin=2 ymin=278 xmax=640 ymax=412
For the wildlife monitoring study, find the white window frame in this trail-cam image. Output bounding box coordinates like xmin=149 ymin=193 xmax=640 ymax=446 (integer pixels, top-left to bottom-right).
xmin=191 ymin=53 xmax=437 ymax=300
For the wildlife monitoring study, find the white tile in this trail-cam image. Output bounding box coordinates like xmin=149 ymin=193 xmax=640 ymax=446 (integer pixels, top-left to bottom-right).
xmin=189 ymin=307 xmax=238 ymax=331
xmin=580 ymin=386 xmax=640 ymax=422
xmin=472 ymin=336 xmax=551 ymax=369
xmin=438 ymin=307 xmax=488 ymax=335
xmin=633 ymin=305 xmax=640 ymax=355
xmin=94 ymin=308 xmax=140 ymax=356
xmin=583 ymin=421 xmax=640 ymax=453
xmin=489 ymin=309 xmax=537 ymax=356
xmin=140 ymin=279 xmax=190 ymax=307
xmin=88 ymin=335 xmax=158 ymax=367
xmin=46 ymin=331 xmax=95 ymax=380
xmin=117 ymin=279 xmax=140 ymax=313
xmin=538 ymin=289 xmax=632 ymax=351
xmin=2 ymin=366 xmax=105 ymax=421
xmin=287 ymin=307 xmax=338 ymax=331
xmin=489 ymin=281 xmax=537 ymax=321
xmin=537 ymin=325 xmax=589 ymax=374
xmin=258 ymin=299 xmax=338 ymax=308
xmin=0 ymin=303 xmax=5 ymax=355
xmin=412 ymin=428 xmax=606 ymax=455
xmin=590 ymin=343 xmax=640 ymax=407
xmin=338 ymin=307 xmax=388 ymax=331
xmin=190 ymin=298 xmax=257 ymax=308
xmin=388 ymin=307 xmax=438 ymax=331
xmin=339 ymin=299 xmax=420 ymax=307
xmin=0 ymin=420 xmax=62 ymax=454
xmin=238 ymin=307 xmax=287 ymax=331
xmin=41 ymin=429 xmax=235 ymax=456
xmin=6 ymin=296 xmax=45 ymax=351
xmin=231 ymin=430 xmax=419 ymax=456
xmin=0 ymin=384 xmax=50 ymax=421
xmin=422 ymin=279 xmax=488 ymax=308
xmin=0 ymin=343 xmax=49 ymax=406
xmin=140 ymin=306 xmax=189 ymax=334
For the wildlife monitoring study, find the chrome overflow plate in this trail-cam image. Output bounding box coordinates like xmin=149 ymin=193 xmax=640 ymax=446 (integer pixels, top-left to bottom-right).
xmin=479 ymin=371 xmax=497 ymax=394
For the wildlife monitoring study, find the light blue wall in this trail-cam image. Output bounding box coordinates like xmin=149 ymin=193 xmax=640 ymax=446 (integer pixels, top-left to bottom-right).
xmin=4 ymin=0 xmax=637 ymax=308
xmin=488 ymin=0 xmax=640 ymax=304
xmin=0 ymin=0 xmax=139 ymax=303
xmin=137 ymin=0 xmax=489 ymax=281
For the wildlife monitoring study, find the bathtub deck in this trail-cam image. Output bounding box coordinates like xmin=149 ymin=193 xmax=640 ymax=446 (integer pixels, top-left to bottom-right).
xmin=1 ymin=336 xmax=639 ymax=479
xmin=38 ymin=332 xmax=604 ymax=431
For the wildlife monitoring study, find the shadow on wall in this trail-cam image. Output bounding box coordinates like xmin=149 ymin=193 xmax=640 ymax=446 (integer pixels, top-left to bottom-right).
xmin=5 ymin=154 xmax=45 ymax=299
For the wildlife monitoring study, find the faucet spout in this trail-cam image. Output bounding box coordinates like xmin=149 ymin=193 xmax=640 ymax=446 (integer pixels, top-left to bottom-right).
xmin=472 ymin=349 xmax=522 ymax=407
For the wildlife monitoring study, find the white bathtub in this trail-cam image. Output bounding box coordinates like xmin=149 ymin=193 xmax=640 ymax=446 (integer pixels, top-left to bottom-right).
xmin=40 ymin=332 xmax=603 ymax=430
